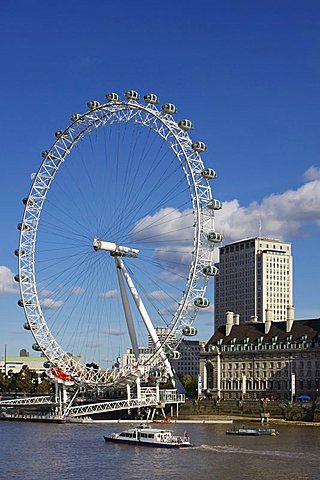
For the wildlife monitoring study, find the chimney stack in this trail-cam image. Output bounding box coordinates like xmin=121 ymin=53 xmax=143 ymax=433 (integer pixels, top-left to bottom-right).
xmin=286 ymin=305 xmax=295 ymax=332
xmin=233 ymin=313 xmax=240 ymax=325
xmin=226 ymin=311 xmax=234 ymax=336
xmin=250 ymin=315 xmax=258 ymax=323
xmin=265 ymin=308 xmax=272 ymax=334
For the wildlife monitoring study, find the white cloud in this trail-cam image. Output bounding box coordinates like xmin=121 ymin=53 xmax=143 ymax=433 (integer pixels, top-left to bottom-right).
xmin=128 ymin=166 xmax=320 ymax=270
xmin=0 ymin=266 xmax=18 ymax=294
xmin=145 ymin=290 xmax=172 ymax=301
xmin=41 ymin=298 xmax=64 ymax=309
xmin=70 ymin=286 xmax=85 ymax=296
xmin=304 ymin=166 xmax=320 ymax=181
xmin=131 ymin=207 xmax=194 ymax=245
xmin=215 ymin=172 xmax=320 ymax=242
xmin=40 ymin=288 xmax=54 ymax=297
xmin=99 ymin=289 xmax=119 ymax=299
xmin=102 ymin=327 xmax=126 ymax=336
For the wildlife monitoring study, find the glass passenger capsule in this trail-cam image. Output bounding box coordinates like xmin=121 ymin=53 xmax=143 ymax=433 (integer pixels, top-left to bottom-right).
xmin=18 ymin=299 xmax=31 ymax=307
xmin=54 ymin=130 xmax=68 ymax=139
xmin=70 ymin=113 xmax=82 ymax=122
xmin=41 ymin=150 xmax=57 ymax=160
xmin=162 ymin=103 xmax=177 ymax=114
xmin=203 ymin=265 xmax=219 ymax=276
xmin=17 ymin=222 xmax=29 ymax=231
xmin=125 ymin=90 xmax=139 ymax=101
xmin=14 ymin=249 xmax=27 ymax=257
xmin=43 ymin=361 xmax=51 ymax=369
xmin=106 ymin=92 xmax=120 ymax=102
xmin=23 ymin=322 xmax=36 ymax=331
xmin=207 ymin=199 xmax=222 ymax=210
xmin=201 ymin=168 xmax=217 ymax=179
xmin=14 ymin=274 xmax=28 ymax=282
xmin=87 ymin=100 xmax=101 ymax=110
xmin=32 ymin=343 xmax=42 ymax=352
xmin=207 ymin=231 xmax=223 ymax=243
xmin=192 ymin=141 xmax=207 ymax=152
xmin=194 ymin=297 xmax=210 ymax=308
xmin=178 ymin=119 xmax=193 ymax=131
xmin=166 ymin=350 xmax=180 ymax=360
xmin=182 ymin=326 xmax=197 ymax=336
xmin=143 ymin=93 xmax=159 ymax=104
xmin=22 ymin=196 xmax=35 ymax=206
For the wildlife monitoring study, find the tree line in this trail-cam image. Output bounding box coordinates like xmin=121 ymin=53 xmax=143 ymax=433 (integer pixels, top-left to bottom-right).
xmin=0 ymin=366 xmax=53 ymax=395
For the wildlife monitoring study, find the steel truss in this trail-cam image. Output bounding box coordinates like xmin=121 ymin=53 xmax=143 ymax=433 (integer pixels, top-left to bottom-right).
xmin=17 ymin=94 xmax=219 ymax=387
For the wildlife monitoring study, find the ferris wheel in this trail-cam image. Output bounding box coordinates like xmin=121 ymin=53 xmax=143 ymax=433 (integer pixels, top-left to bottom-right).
xmin=15 ymin=90 xmax=222 ymax=387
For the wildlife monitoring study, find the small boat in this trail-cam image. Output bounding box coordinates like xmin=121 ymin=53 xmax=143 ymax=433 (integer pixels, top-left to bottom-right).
xmin=153 ymin=419 xmax=171 ymax=424
xmin=226 ymin=427 xmax=279 ymax=436
xmin=104 ymin=425 xmax=192 ymax=448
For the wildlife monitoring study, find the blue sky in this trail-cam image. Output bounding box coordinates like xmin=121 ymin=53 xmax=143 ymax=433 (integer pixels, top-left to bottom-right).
xmin=1 ymin=1 xmax=320 ymax=358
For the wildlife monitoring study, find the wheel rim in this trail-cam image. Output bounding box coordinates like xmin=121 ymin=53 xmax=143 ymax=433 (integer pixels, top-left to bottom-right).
xmin=17 ymin=96 xmax=216 ymax=386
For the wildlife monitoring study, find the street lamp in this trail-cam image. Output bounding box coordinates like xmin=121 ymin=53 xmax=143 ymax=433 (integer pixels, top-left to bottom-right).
xmin=289 ymin=355 xmax=294 ymax=405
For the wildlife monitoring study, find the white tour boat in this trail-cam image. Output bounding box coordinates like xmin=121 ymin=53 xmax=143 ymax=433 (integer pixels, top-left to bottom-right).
xmin=104 ymin=425 xmax=192 ymax=448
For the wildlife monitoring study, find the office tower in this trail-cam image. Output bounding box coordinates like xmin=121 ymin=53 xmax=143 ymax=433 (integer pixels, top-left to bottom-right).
xmin=214 ymin=237 xmax=293 ymax=329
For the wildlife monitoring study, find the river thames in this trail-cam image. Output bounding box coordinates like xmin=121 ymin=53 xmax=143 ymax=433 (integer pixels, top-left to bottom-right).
xmin=1 ymin=421 xmax=319 ymax=480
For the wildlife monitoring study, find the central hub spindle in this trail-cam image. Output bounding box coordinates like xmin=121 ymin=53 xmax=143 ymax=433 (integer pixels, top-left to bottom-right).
xmin=93 ymin=238 xmax=139 ymax=258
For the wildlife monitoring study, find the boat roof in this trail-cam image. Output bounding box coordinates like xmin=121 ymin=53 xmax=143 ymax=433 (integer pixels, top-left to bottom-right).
xmin=118 ymin=426 xmax=172 ymax=434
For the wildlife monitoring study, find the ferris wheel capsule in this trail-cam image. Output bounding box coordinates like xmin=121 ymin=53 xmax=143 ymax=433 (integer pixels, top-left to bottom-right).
xmin=194 ymin=297 xmax=210 ymax=308
xmin=182 ymin=325 xmax=197 ymax=336
xmin=24 ymin=322 xmax=36 ymax=331
xmin=42 ymin=150 xmax=57 ymax=160
xmin=125 ymin=90 xmax=139 ymax=101
xmin=55 ymin=130 xmax=68 ymax=139
xmin=162 ymin=103 xmax=177 ymax=115
xmin=70 ymin=113 xmax=82 ymax=122
xmin=178 ymin=119 xmax=193 ymax=131
xmin=201 ymin=168 xmax=217 ymax=180
xmin=207 ymin=199 xmax=222 ymax=210
xmin=18 ymin=299 xmax=31 ymax=307
xmin=32 ymin=343 xmax=42 ymax=352
xmin=17 ymin=222 xmax=29 ymax=232
xmin=15 ymin=273 xmax=28 ymax=283
xmin=207 ymin=231 xmax=223 ymax=243
xmin=203 ymin=265 xmax=219 ymax=276
xmin=166 ymin=350 xmax=180 ymax=360
xmin=143 ymin=93 xmax=159 ymax=104
xmin=43 ymin=361 xmax=51 ymax=369
xmin=22 ymin=197 xmax=35 ymax=206
xmin=14 ymin=248 xmax=27 ymax=257
xmin=106 ymin=92 xmax=120 ymax=102
xmin=192 ymin=141 xmax=207 ymax=152
xmin=87 ymin=100 xmax=101 ymax=110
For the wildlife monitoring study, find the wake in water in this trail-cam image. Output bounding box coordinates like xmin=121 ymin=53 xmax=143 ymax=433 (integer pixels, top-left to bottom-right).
xmin=193 ymin=444 xmax=318 ymax=461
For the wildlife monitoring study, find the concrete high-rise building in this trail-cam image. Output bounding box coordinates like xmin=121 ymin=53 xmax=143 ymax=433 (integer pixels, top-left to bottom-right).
xmin=214 ymin=237 xmax=293 ymax=329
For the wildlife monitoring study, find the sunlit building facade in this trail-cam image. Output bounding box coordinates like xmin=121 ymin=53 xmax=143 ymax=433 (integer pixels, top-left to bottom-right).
xmin=214 ymin=237 xmax=293 ymax=329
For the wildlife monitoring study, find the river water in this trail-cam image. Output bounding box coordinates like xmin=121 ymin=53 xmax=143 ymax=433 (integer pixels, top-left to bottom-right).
xmin=0 ymin=421 xmax=319 ymax=480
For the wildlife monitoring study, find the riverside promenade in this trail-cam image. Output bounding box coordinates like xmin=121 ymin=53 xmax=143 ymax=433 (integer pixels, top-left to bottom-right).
xmin=175 ymin=398 xmax=320 ymax=424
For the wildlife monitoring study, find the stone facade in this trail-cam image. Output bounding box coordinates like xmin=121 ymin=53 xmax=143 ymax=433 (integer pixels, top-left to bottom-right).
xmin=200 ymin=314 xmax=320 ymax=400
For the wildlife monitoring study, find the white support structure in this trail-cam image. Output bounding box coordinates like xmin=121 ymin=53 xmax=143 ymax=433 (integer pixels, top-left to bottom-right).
xmin=63 ymin=388 xmax=184 ymax=419
xmin=0 ymin=388 xmax=185 ymax=420
xmin=115 ymin=256 xmax=139 ymax=360
xmin=0 ymin=396 xmax=52 ymax=406
xmin=17 ymin=93 xmax=219 ymax=388
xmin=116 ymin=255 xmax=174 ymax=382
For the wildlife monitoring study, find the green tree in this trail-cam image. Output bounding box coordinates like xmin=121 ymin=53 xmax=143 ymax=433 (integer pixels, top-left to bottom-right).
xmin=181 ymin=374 xmax=198 ymax=398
